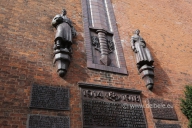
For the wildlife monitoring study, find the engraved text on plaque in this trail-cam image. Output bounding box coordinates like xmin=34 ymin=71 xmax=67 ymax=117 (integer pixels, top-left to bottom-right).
xmin=27 ymin=115 xmax=70 ymax=128
xmin=155 ymin=123 xmax=181 ymax=128
xmin=149 ymin=99 xmax=178 ymax=120
xmin=30 ymin=84 xmax=69 ymax=110
xmin=79 ymin=83 xmax=147 ymax=128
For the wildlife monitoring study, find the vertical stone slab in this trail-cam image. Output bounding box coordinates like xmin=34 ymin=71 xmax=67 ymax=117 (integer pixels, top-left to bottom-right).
xmin=82 ymin=0 xmax=128 ymax=74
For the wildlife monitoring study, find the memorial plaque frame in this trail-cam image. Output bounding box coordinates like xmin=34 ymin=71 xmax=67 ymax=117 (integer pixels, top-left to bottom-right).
xmin=149 ymin=98 xmax=178 ymax=120
xmin=30 ymin=84 xmax=70 ymax=110
xmin=27 ymin=114 xmax=70 ymax=128
xmin=155 ymin=123 xmax=181 ymax=128
xmin=79 ymin=83 xmax=147 ymax=128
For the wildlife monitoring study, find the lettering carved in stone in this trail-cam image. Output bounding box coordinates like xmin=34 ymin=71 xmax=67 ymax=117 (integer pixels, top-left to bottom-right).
xmin=105 ymin=91 xmax=121 ymax=101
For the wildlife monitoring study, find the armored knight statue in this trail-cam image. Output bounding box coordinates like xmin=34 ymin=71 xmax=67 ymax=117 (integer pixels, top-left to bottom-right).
xmin=52 ymin=9 xmax=76 ymax=77
xmin=130 ymin=29 xmax=154 ymax=90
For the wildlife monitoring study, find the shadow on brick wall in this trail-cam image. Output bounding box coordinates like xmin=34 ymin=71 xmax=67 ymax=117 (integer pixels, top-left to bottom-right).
xmin=147 ymin=44 xmax=171 ymax=96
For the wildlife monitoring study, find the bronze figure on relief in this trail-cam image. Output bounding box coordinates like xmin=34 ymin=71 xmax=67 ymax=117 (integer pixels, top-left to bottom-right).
xmin=52 ymin=9 xmax=76 ymax=52
xmin=52 ymin=9 xmax=76 ymax=77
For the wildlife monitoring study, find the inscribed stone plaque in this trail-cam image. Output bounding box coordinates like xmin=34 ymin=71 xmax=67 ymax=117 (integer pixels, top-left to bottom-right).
xmin=30 ymin=84 xmax=69 ymax=110
xmin=149 ymin=99 xmax=178 ymax=120
xmin=27 ymin=115 xmax=70 ymax=128
xmin=79 ymin=83 xmax=147 ymax=128
xmin=155 ymin=123 xmax=181 ymax=128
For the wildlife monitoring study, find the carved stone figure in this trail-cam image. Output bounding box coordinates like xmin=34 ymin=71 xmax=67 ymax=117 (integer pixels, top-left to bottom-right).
xmin=130 ymin=30 xmax=154 ymax=90
xmin=52 ymin=9 xmax=76 ymax=51
xmin=131 ymin=29 xmax=154 ymax=69
xmin=107 ymin=38 xmax=114 ymax=53
xmin=91 ymin=36 xmax=100 ymax=52
xmin=52 ymin=9 xmax=76 ymax=77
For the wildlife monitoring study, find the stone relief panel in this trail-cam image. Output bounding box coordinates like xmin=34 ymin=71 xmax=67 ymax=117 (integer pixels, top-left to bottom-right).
xmin=82 ymin=0 xmax=127 ymax=74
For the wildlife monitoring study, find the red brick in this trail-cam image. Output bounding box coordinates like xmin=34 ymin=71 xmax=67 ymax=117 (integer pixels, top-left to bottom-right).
xmin=0 ymin=0 xmax=191 ymax=127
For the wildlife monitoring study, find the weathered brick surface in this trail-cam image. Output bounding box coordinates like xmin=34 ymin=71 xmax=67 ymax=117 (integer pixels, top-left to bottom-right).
xmin=0 ymin=0 xmax=191 ymax=128
xmin=111 ymin=0 xmax=192 ymax=127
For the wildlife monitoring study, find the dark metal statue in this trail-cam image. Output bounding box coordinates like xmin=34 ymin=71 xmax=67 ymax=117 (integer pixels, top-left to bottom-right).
xmin=131 ymin=29 xmax=154 ymax=69
xmin=52 ymin=9 xmax=76 ymax=77
xmin=131 ymin=29 xmax=154 ymax=90
xmin=52 ymin=9 xmax=76 ymax=52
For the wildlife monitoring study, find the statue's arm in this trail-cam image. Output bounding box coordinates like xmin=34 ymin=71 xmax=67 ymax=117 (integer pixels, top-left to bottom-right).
xmin=141 ymin=37 xmax=146 ymax=47
xmin=51 ymin=17 xmax=57 ymax=27
xmin=71 ymin=26 xmax=77 ymax=37
xmin=70 ymin=20 xmax=76 ymax=37
xmin=143 ymin=40 xmax=146 ymax=47
xmin=131 ymin=37 xmax=137 ymax=52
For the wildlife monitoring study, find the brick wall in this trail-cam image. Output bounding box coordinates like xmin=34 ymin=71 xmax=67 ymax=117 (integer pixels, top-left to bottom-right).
xmin=111 ymin=0 xmax=192 ymax=127
xmin=0 ymin=0 xmax=191 ymax=127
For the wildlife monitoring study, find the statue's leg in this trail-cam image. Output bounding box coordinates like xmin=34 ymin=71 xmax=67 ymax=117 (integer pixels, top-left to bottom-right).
xmin=65 ymin=42 xmax=72 ymax=50
xmin=55 ymin=39 xmax=65 ymax=49
xmin=55 ymin=39 xmax=61 ymax=49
